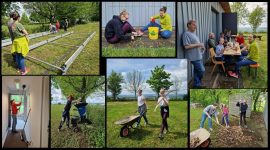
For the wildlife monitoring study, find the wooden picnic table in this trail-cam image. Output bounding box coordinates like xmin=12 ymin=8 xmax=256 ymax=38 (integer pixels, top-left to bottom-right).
xmin=223 ymin=45 xmax=241 ymax=56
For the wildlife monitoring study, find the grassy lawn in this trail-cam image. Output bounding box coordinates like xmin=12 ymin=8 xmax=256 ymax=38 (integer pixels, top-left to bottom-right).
xmin=2 ymin=22 xmax=99 ymax=75
xmin=107 ymin=101 xmax=187 ymax=148
xmin=241 ymin=33 xmax=267 ymax=88
xmin=51 ymin=104 xmax=105 ymax=148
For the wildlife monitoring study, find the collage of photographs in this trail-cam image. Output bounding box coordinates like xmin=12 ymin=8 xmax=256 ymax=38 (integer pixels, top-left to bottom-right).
xmin=1 ymin=1 xmax=268 ymax=149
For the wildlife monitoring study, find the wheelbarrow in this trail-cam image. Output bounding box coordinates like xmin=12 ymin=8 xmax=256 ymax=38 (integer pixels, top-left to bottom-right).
xmin=114 ymin=115 xmax=140 ymax=137
xmin=190 ymin=128 xmax=211 ymax=148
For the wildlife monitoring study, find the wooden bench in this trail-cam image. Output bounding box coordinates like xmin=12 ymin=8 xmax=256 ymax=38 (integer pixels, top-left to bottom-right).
xmin=248 ymin=63 xmax=260 ymax=78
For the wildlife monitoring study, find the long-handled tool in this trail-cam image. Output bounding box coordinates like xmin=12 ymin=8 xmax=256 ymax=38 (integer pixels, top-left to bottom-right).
xmin=20 ymin=108 xmax=31 ymax=141
xmin=208 ymin=115 xmax=230 ymax=132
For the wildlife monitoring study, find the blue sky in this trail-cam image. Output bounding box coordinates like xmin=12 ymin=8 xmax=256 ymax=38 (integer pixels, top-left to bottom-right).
xmin=107 ymin=59 xmax=187 ymax=96
xmin=51 ymin=83 xmax=105 ymax=104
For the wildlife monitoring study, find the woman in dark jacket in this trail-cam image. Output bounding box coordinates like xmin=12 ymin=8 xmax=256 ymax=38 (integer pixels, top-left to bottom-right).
xmin=105 ymin=9 xmax=137 ymax=44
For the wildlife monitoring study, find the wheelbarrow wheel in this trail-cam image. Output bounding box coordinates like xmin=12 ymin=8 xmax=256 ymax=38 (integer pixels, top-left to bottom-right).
xmin=120 ymin=126 xmax=129 ymax=137
xmin=200 ymin=138 xmax=211 ymax=148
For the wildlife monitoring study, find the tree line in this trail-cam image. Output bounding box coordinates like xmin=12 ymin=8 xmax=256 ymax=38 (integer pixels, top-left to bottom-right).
xmin=230 ymin=2 xmax=266 ymax=33
xmin=190 ymin=89 xmax=267 ymax=112
xmin=2 ymin=2 xmax=99 ymax=26
xmin=107 ymin=65 xmax=184 ymax=100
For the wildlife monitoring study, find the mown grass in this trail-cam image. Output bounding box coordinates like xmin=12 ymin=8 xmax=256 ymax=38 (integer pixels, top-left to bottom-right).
xmin=51 ymin=104 xmax=105 ymax=148
xmin=1 ymin=22 xmax=99 ymax=75
xmin=107 ymin=101 xmax=187 ymax=148
xmin=102 ymin=47 xmax=175 ymax=57
xmin=240 ymin=33 xmax=267 ymax=88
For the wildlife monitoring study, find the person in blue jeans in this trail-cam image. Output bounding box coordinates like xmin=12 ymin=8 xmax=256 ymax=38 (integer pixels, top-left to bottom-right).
xmin=182 ymin=20 xmax=205 ymax=88
xmin=200 ymin=103 xmax=219 ymax=131
xmin=138 ymin=6 xmax=172 ymax=39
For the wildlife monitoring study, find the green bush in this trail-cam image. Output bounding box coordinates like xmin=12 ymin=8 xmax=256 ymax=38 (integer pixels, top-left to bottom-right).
xmin=2 ymin=24 xmax=50 ymax=39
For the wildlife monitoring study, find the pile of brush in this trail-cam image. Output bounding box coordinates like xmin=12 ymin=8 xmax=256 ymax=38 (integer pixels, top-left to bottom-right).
xmin=216 ymin=126 xmax=256 ymax=146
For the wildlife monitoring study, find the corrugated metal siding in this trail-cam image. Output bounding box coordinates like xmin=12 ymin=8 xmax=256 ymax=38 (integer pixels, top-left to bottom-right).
xmin=229 ymin=95 xmax=252 ymax=118
xmin=177 ymin=2 xmax=225 ymax=82
xmin=102 ymin=2 xmax=175 ymax=27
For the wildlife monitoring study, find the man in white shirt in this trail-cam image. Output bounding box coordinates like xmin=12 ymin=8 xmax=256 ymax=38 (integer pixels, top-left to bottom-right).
xmin=135 ymin=89 xmax=148 ymax=128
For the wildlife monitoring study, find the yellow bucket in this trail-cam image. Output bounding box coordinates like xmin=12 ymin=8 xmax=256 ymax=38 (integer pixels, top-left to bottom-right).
xmin=148 ymin=27 xmax=159 ymax=40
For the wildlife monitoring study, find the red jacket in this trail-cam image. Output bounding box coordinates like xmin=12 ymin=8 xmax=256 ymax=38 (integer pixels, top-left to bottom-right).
xmin=236 ymin=36 xmax=245 ymax=45
xmin=11 ymin=101 xmax=21 ymax=115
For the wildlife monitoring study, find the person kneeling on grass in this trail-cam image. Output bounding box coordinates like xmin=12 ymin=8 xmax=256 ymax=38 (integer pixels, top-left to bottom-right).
xmin=221 ymin=104 xmax=230 ymax=128
xmin=200 ymin=103 xmax=219 ymax=132
xmin=158 ymin=88 xmax=170 ymax=139
xmin=135 ymin=89 xmax=149 ymax=128
xmin=58 ymin=95 xmax=74 ymax=132
xmin=105 ymin=9 xmax=138 ymax=44
xmin=138 ymin=6 xmax=172 ymax=39
xmin=11 ymin=11 xmax=30 ymax=75
xmin=228 ymin=34 xmax=259 ymax=78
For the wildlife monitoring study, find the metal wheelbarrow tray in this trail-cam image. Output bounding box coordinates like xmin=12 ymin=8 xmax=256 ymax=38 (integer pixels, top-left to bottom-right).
xmin=114 ymin=115 xmax=140 ymax=137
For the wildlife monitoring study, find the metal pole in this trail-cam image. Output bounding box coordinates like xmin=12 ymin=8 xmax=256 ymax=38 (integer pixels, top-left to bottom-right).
xmin=2 ymin=31 xmax=52 ymax=47
xmin=29 ymin=32 xmax=73 ymax=51
xmin=48 ymin=42 xmax=79 ymax=48
xmin=62 ymin=32 xmax=96 ymax=74
xmin=26 ymin=55 xmax=64 ymax=71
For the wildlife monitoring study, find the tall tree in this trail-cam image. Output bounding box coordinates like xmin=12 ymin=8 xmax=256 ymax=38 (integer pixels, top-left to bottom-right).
xmin=124 ymin=70 xmax=144 ymax=99
xmin=107 ymin=70 xmax=124 ymax=100
xmin=171 ymin=75 xmax=182 ymax=100
xmin=20 ymin=12 xmax=30 ymax=24
xmin=230 ymin=2 xmax=249 ymax=30
xmin=146 ymin=65 xmax=173 ymax=97
xmin=248 ymin=5 xmax=266 ymax=33
xmin=51 ymin=76 xmax=105 ymax=102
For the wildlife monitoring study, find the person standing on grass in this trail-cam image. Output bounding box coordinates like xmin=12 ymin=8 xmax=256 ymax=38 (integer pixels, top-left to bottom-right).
xmin=158 ymin=88 xmax=170 ymax=139
xmin=10 ymin=99 xmax=22 ymax=133
xmin=11 ymin=11 xmax=30 ymax=75
xmin=228 ymin=34 xmax=259 ymax=79
xmin=63 ymin=18 xmax=68 ymax=31
xmin=236 ymin=99 xmax=248 ymax=128
xmin=105 ymin=9 xmax=137 ymax=44
xmin=182 ymin=20 xmax=205 ymax=88
xmin=7 ymin=11 xmax=16 ymax=63
xmin=135 ymin=89 xmax=149 ymax=128
xmin=58 ymin=95 xmax=74 ymax=132
xmin=56 ymin=20 xmax=60 ymax=32
xmin=200 ymin=103 xmax=219 ymax=132
xmin=138 ymin=6 xmax=172 ymax=39
xmin=221 ymin=104 xmax=230 ymax=128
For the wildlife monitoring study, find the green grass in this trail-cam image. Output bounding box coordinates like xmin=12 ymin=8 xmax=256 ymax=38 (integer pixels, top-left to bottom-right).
xmin=2 ymin=22 xmax=99 ymax=75
xmin=51 ymin=104 xmax=105 ymax=148
xmin=241 ymin=33 xmax=267 ymax=88
xmin=102 ymin=47 xmax=175 ymax=57
xmin=107 ymin=101 xmax=187 ymax=148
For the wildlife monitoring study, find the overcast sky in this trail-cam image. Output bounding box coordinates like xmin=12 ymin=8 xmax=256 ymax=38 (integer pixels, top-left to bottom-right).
xmin=107 ymin=59 xmax=188 ymax=96
xmin=230 ymin=2 xmax=268 ymax=28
